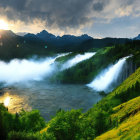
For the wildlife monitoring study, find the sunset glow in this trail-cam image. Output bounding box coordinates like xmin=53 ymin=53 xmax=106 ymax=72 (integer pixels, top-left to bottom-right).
xmin=0 ymin=19 xmax=9 ymax=30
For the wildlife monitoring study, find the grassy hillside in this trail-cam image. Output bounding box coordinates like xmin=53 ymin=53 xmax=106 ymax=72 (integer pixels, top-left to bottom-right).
xmin=95 ymin=96 xmax=140 ymax=140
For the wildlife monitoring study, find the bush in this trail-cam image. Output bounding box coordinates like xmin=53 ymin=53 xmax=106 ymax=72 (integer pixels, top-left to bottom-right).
xmin=47 ymin=109 xmax=83 ymax=140
xmin=8 ymin=131 xmax=39 ymax=140
xmin=19 ymin=109 xmax=46 ymax=132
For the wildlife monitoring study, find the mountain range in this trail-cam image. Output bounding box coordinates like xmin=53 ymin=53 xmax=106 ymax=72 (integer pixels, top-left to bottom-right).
xmin=0 ymin=29 xmax=139 ymax=60
xmin=24 ymin=30 xmax=93 ymax=47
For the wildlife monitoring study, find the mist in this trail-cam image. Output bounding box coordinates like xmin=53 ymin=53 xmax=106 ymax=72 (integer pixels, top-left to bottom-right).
xmin=0 ymin=58 xmax=57 ymax=84
xmin=87 ymin=56 xmax=131 ymax=92
xmin=61 ymin=52 xmax=96 ymax=70
xmin=0 ymin=52 xmax=95 ymax=85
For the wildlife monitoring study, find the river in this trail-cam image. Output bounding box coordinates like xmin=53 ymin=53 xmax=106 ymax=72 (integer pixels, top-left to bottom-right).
xmin=0 ymin=81 xmax=102 ymax=121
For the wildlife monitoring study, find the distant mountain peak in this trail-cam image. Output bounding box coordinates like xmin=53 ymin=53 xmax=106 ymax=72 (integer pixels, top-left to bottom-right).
xmin=36 ymin=30 xmax=56 ymax=40
xmin=81 ymin=34 xmax=93 ymax=39
xmin=0 ymin=29 xmax=16 ymax=37
xmin=133 ymin=34 xmax=140 ymax=40
xmin=24 ymin=33 xmax=38 ymax=38
xmin=41 ymin=30 xmax=49 ymax=33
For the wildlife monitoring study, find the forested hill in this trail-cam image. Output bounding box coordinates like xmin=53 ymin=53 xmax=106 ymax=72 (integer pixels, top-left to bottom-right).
xmin=0 ymin=29 xmax=132 ymax=60
xmin=52 ymin=40 xmax=140 ymax=84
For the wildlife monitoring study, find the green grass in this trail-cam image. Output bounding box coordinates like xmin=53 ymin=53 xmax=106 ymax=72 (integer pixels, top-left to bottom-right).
xmin=111 ymin=96 xmax=140 ymax=123
xmin=95 ymin=97 xmax=140 ymax=140
xmin=55 ymin=52 xmax=77 ymax=63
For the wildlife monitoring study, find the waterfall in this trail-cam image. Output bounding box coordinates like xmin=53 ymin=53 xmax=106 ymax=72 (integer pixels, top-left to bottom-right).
xmin=87 ymin=56 xmax=133 ymax=93
xmin=61 ymin=52 xmax=96 ymax=70
xmin=0 ymin=53 xmax=70 ymax=84
xmin=0 ymin=52 xmax=96 ymax=85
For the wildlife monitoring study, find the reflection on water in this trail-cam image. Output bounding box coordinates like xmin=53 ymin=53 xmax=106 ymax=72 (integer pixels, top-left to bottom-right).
xmin=0 ymin=92 xmax=32 ymax=113
xmin=0 ymin=81 xmax=102 ymax=121
xmin=4 ymin=95 xmax=10 ymax=107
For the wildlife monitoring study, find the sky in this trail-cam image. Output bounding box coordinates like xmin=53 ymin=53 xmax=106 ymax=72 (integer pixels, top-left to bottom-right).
xmin=0 ymin=0 xmax=140 ymax=38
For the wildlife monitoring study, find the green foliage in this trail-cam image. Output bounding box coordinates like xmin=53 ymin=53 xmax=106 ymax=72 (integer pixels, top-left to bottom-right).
xmin=95 ymin=101 xmax=140 ymax=140
xmin=111 ymin=96 xmax=140 ymax=124
xmin=55 ymin=52 xmax=77 ymax=63
xmin=18 ymin=110 xmax=46 ymax=132
xmin=52 ymin=41 xmax=140 ymax=84
xmin=0 ymin=105 xmax=8 ymax=140
xmin=46 ymin=109 xmax=83 ymax=140
xmin=0 ymin=104 xmax=46 ymax=140
xmin=8 ymin=131 xmax=39 ymax=140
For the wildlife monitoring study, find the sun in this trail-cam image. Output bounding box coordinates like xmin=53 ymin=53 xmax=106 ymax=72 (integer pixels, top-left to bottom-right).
xmin=0 ymin=19 xmax=9 ymax=30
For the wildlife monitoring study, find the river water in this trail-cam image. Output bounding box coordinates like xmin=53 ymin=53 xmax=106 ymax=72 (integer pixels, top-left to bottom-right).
xmin=0 ymin=81 xmax=102 ymax=121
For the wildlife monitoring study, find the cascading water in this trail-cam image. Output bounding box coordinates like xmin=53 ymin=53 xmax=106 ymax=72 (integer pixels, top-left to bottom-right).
xmin=0 ymin=52 xmax=95 ymax=85
xmin=87 ymin=56 xmax=132 ymax=93
xmin=0 ymin=58 xmax=56 ymax=84
xmin=55 ymin=52 xmax=72 ymax=60
xmin=61 ymin=52 xmax=96 ymax=70
xmin=0 ymin=53 xmax=71 ymax=84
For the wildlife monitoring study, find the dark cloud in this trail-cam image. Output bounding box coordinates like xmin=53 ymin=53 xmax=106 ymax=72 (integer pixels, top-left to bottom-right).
xmin=0 ymin=0 xmax=139 ymax=32
xmin=93 ymin=2 xmax=104 ymax=11
xmin=92 ymin=0 xmax=110 ymax=12
xmin=0 ymin=0 xmax=94 ymax=29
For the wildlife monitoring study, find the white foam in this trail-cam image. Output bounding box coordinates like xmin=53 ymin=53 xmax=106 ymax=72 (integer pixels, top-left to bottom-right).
xmin=62 ymin=52 xmax=96 ymax=70
xmin=87 ymin=56 xmax=131 ymax=92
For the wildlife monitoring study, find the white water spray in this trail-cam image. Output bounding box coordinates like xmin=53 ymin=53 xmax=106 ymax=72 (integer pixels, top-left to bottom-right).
xmin=87 ymin=56 xmax=131 ymax=92
xmin=61 ymin=52 xmax=96 ymax=70
xmin=0 ymin=58 xmax=55 ymax=84
xmin=55 ymin=52 xmax=72 ymax=59
xmin=0 ymin=52 xmax=95 ymax=85
xmin=0 ymin=53 xmax=71 ymax=84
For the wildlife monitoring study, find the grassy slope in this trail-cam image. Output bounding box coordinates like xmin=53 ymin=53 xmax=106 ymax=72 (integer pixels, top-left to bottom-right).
xmin=111 ymin=95 xmax=140 ymax=123
xmin=95 ymin=96 xmax=140 ymax=140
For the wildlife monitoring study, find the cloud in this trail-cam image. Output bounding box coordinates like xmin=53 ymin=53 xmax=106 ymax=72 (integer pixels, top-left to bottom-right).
xmin=92 ymin=0 xmax=109 ymax=12
xmin=93 ymin=2 xmax=104 ymax=12
xmin=0 ymin=0 xmax=93 ymax=29
xmin=0 ymin=0 xmax=139 ymax=35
